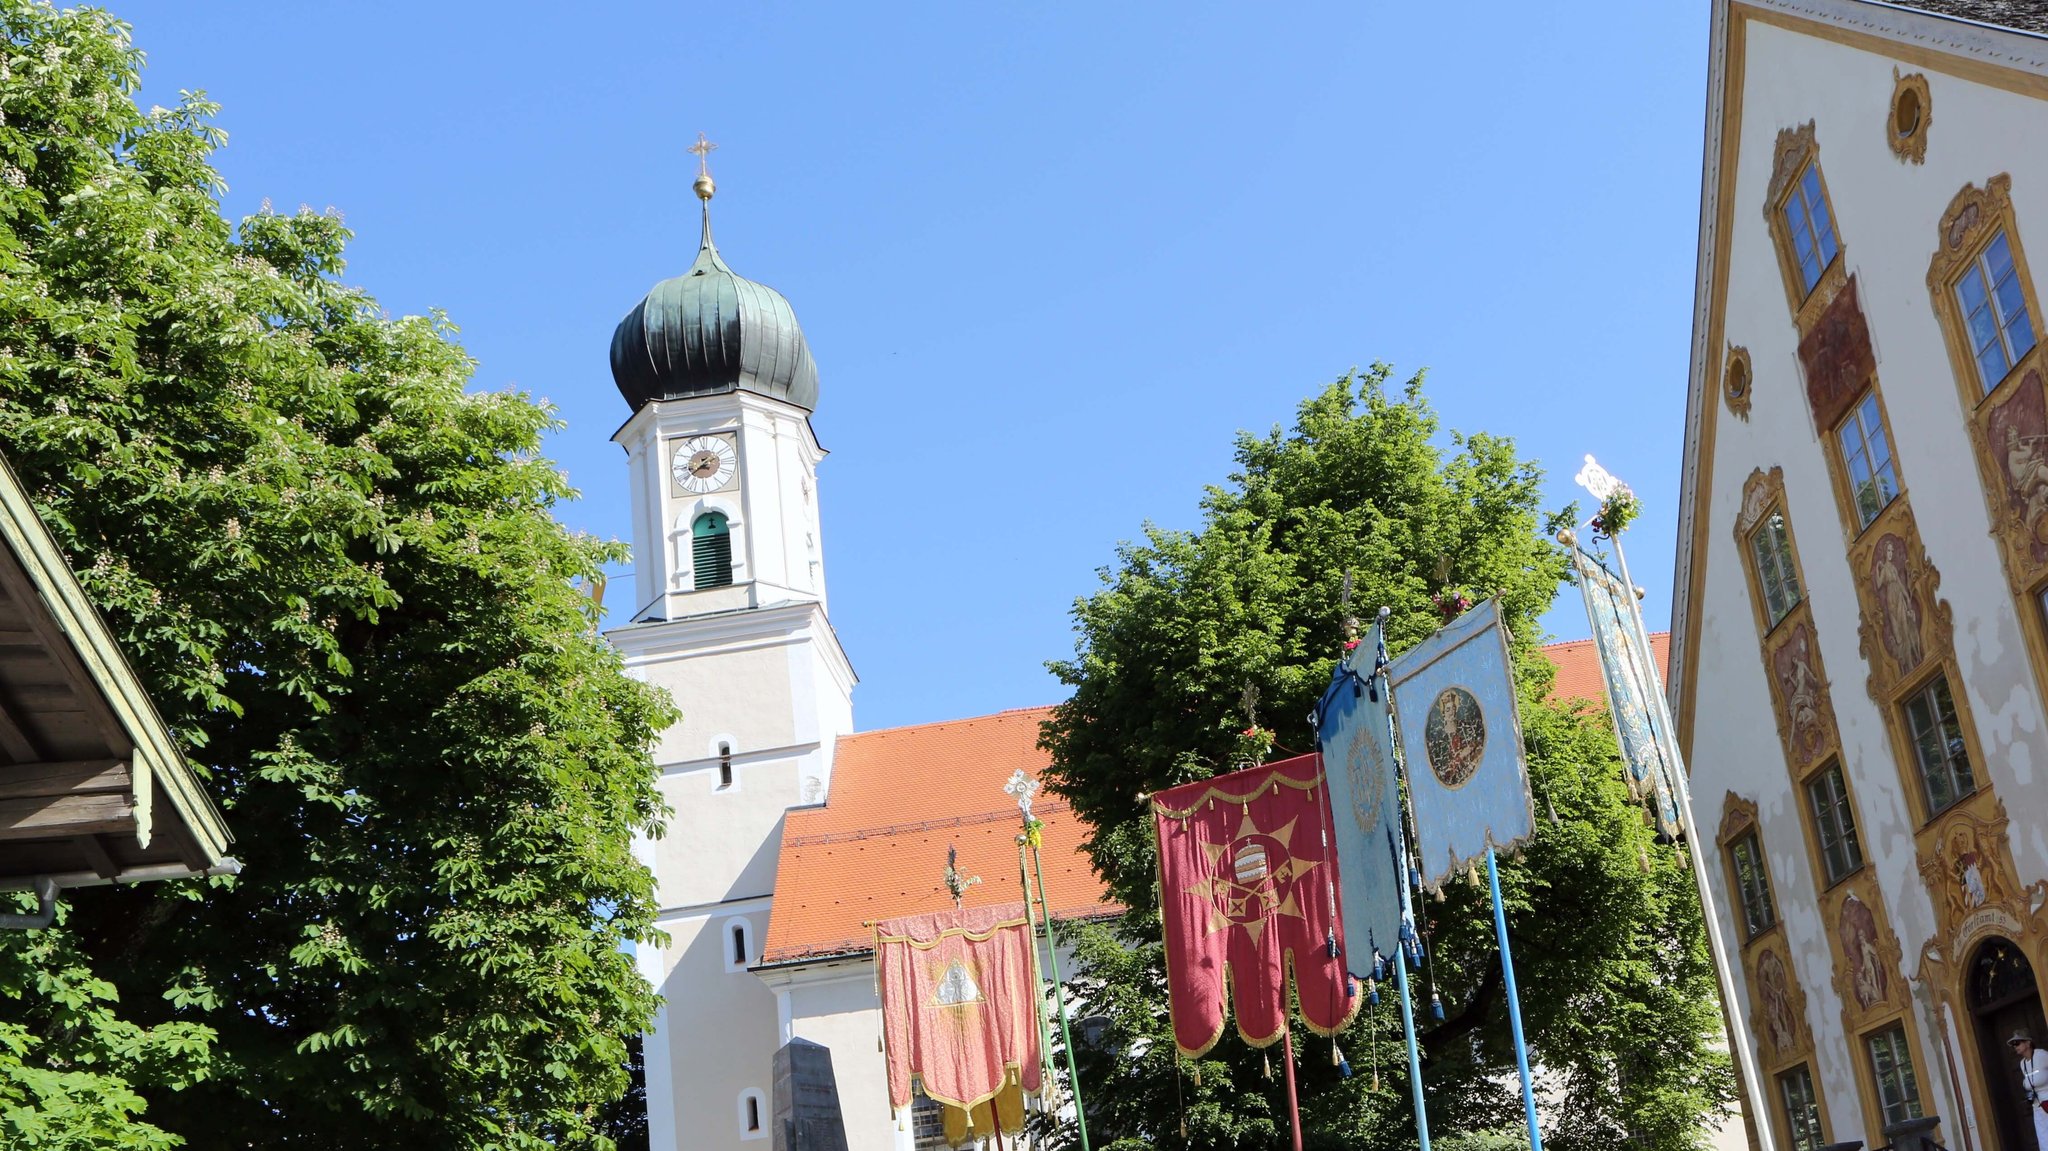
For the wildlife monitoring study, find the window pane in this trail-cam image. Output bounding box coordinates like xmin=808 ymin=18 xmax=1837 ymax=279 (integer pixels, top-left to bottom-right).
xmin=1959 ymin=266 xmax=1991 ymax=313
xmin=1807 ymin=765 xmax=1862 ymax=884
xmin=2010 ymin=307 xmax=2038 ymax=363
xmin=1816 ymin=213 xmax=1839 ymax=271
xmin=1731 ymin=834 xmax=1776 ymax=938
xmin=1868 ymin=1027 xmax=1924 ymax=1123
xmin=1779 ymin=1066 xmax=1825 ymax=1151
xmin=1995 ymin=269 xmax=2027 ymax=328
xmin=1989 ymin=231 xmax=2015 ymax=280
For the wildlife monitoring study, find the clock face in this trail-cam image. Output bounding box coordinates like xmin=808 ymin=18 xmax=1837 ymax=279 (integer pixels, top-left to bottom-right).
xmin=671 ymin=434 xmax=737 ymax=494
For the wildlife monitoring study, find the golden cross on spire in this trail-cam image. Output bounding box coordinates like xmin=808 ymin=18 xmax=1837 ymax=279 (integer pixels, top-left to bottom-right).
xmin=688 ymin=132 xmax=718 ymax=176
xmin=689 ymin=132 xmax=718 ymax=203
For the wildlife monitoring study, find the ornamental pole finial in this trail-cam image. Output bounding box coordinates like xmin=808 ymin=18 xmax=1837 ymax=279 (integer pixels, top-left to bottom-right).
xmin=688 ymin=132 xmax=718 ymax=202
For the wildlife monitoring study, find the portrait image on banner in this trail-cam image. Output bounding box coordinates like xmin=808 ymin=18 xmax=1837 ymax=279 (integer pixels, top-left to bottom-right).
xmin=874 ymin=903 xmax=1043 ymax=1133
xmin=1388 ymin=599 xmax=1535 ymax=890
xmin=1571 ymin=547 xmax=1683 ymax=840
xmin=1151 ymin=754 xmax=1359 ymax=1058
xmin=1315 ymin=625 xmax=1408 ymax=973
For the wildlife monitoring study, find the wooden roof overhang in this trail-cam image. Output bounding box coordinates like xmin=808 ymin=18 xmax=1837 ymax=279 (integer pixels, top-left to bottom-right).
xmin=0 ymin=458 xmax=230 ymax=890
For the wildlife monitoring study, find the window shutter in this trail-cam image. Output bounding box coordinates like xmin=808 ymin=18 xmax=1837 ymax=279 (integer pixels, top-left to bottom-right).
xmin=692 ymin=512 xmax=734 ymax=589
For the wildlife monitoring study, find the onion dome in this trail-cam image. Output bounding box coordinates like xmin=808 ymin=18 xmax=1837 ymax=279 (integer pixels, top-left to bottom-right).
xmin=609 ymin=145 xmax=818 ymax=412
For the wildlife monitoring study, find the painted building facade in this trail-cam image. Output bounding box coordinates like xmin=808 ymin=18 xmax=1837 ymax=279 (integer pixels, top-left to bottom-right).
xmin=1670 ymin=4 xmax=2048 ymax=1151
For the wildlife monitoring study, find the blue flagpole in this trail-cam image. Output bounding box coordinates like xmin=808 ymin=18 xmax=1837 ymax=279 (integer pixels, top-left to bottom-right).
xmin=1487 ymin=846 xmax=1542 ymax=1151
xmin=1375 ymin=609 xmax=1432 ymax=1151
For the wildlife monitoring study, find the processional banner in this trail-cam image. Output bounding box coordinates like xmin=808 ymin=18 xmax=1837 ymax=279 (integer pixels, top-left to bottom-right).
xmin=1569 ymin=545 xmax=1684 ymax=840
xmin=874 ymin=903 xmax=1043 ymax=1124
xmin=1315 ymin=623 xmax=1409 ymax=974
xmin=1388 ymin=599 xmax=1535 ymax=890
xmin=1152 ymin=753 xmax=1359 ymax=1057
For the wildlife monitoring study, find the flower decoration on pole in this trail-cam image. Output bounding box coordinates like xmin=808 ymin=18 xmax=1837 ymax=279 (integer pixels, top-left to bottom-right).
xmin=1430 ymin=589 xmax=1475 ymax=623
xmin=1005 ymin=768 xmax=1043 ymax=847
xmin=1575 ymin=454 xmax=1639 ymax=539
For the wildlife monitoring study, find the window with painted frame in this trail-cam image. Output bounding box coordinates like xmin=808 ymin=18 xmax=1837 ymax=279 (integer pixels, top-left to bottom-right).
xmin=1777 ymin=1064 xmax=1825 ymax=1151
xmin=1954 ymin=228 xmax=2038 ymax=394
xmin=1836 ymin=391 xmax=1900 ymax=531
xmin=1902 ymin=673 xmax=1975 ymax=818
xmin=1783 ymin=162 xmax=1841 ymax=298
xmin=1728 ymin=831 xmax=1777 ymax=941
xmin=1865 ymin=1024 xmax=1924 ymax=1124
xmin=1748 ymin=506 xmax=1803 ymax=629
xmin=1804 ymin=761 xmax=1863 ymax=886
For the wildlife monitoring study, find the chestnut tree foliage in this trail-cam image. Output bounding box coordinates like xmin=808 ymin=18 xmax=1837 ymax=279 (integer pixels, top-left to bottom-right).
xmin=0 ymin=4 xmax=672 ymax=1147
xmin=1041 ymin=371 xmax=1733 ymax=1151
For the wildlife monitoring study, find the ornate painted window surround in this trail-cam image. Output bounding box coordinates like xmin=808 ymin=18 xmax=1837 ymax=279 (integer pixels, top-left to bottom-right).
xmin=1926 ymin=176 xmax=2048 ymax=762
xmin=1757 ymin=126 xmax=1954 ymax=1139
xmin=1718 ymin=791 xmax=1825 ymax=1140
xmin=1764 ymin=122 xmax=1849 ymax=326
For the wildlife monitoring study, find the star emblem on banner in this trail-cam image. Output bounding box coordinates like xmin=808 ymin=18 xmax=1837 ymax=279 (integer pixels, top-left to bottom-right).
xmin=1184 ymin=811 xmax=1319 ymax=946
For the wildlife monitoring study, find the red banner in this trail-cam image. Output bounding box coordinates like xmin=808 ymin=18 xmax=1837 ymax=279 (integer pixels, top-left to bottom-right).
xmin=875 ymin=903 xmax=1043 ymax=1117
xmin=1152 ymin=753 xmax=1359 ymax=1057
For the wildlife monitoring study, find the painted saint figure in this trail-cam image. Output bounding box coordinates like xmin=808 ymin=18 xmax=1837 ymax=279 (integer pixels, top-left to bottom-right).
xmin=1871 ymin=536 xmax=1924 ymax=672
xmin=2005 ymin=424 xmax=2048 ymax=544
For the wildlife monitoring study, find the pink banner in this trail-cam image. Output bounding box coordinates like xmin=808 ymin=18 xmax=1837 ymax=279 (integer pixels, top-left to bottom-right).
xmin=875 ymin=903 xmax=1044 ymax=1112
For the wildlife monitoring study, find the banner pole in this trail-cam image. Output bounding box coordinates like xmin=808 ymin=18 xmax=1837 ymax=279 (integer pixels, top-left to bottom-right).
xmin=1375 ymin=609 xmax=1433 ymax=1151
xmin=1017 ymin=841 xmax=1060 ymax=1125
xmin=1604 ymin=528 xmax=1776 ymax=1151
xmin=1391 ymin=927 xmax=1431 ymax=1151
xmin=1488 ymin=846 xmax=1543 ymax=1151
xmin=1280 ymin=1023 xmax=1304 ymax=1151
xmin=1029 ymin=841 xmax=1093 ymax=1151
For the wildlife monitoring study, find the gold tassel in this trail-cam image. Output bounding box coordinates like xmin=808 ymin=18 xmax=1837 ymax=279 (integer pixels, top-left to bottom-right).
xmin=1467 ymin=862 xmax=1481 ymax=888
xmin=1331 ymin=1042 xmax=1341 ymax=1067
xmin=1192 ymin=1065 xmax=1200 ymax=1087
xmin=1372 ymin=1067 xmax=1381 ymax=1091
xmin=1181 ymin=1119 xmax=1188 ymax=1139
xmin=1639 ymin=846 xmax=1652 ymax=873
xmin=896 ymin=1110 xmax=906 ymax=1132
xmin=1264 ymin=1051 xmax=1272 ymax=1080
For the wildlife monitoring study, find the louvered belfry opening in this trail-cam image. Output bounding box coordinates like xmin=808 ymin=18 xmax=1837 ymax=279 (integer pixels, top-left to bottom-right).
xmin=692 ymin=512 xmax=734 ymax=589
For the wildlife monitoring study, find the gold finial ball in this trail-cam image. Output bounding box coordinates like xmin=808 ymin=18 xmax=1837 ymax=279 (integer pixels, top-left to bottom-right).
xmin=1557 ymin=528 xmax=1578 ymax=548
xmin=694 ymin=172 xmax=715 ymax=202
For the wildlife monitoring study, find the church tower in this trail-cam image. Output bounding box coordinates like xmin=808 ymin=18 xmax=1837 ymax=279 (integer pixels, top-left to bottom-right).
xmin=607 ymin=140 xmax=855 ymax=1150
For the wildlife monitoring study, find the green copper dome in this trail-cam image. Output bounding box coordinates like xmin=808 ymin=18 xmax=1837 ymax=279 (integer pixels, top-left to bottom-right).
xmin=609 ymin=217 xmax=819 ymax=412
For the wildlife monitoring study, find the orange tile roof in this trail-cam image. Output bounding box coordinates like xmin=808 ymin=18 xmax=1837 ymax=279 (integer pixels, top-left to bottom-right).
xmin=759 ymin=706 xmax=1114 ymax=966
xmin=1543 ymin=632 xmax=1669 ymax=704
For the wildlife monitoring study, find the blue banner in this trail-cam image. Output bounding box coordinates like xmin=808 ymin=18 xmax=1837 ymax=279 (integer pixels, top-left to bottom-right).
xmin=1571 ymin=547 xmax=1683 ymax=840
xmin=1389 ymin=600 xmax=1535 ymax=890
xmin=1315 ymin=623 xmax=1408 ymax=973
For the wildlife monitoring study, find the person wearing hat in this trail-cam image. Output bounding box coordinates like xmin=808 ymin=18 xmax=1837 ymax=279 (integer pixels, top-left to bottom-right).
xmin=2012 ymin=1029 xmax=2048 ymax=1145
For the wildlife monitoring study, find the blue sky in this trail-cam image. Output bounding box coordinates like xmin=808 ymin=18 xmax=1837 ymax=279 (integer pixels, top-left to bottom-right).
xmin=130 ymin=4 xmax=1709 ymax=732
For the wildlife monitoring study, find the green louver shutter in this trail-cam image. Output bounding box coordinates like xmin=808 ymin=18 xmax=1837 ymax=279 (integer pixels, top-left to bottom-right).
xmin=692 ymin=512 xmax=733 ymax=589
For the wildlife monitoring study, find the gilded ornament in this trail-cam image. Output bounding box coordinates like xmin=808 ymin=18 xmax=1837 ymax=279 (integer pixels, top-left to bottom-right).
xmin=1887 ymin=70 xmax=1931 ymax=165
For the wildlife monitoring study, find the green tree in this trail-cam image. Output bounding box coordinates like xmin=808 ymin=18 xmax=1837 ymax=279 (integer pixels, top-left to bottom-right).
xmin=1042 ymin=369 xmax=1731 ymax=1151
xmin=0 ymin=4 xmax=673 ymax=1147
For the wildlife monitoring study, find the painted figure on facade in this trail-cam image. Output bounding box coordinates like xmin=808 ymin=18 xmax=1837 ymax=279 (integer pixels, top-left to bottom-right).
xmin=1870 ymin=534 xmax=1925 ymax=673
xmin=1841 ymin=893 xmax=1889 ymax=1010
xmin=1798 ymin=276 xmax=1877 ymax=429
xmin=1935 ymin=821 xmax=2011 ymax=934
xmin=1774 ymin=623 xmax=1828 ymax=765
xmin=1989 ymin=372 xmax=2048 ymax=559
xmin=1756 ymin=948 xmax=1797 ymax=1053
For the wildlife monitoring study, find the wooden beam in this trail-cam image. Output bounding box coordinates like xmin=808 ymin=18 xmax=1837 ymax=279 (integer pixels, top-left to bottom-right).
xmin=71 ymin=834 xmax=118 ymax=880
xmin=0 ymin=792 xmax=134 ymax=840
xmin=0 ymin=759 xmax=126 ymax=800
xmin=0 ymin=693 xmax=38 ymax=763
xmin=0 ymin=559 xmax=129 ymax=757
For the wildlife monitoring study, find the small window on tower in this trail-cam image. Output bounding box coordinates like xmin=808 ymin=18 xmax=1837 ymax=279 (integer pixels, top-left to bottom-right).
xmin=693 ymin=512 xmax=734 ymax=589
xmin=718 ymin=742 xmax=733 ymax=790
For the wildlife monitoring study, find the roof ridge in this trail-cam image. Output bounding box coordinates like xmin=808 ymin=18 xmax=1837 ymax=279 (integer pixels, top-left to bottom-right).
xmin=844 ymin=703 xmax=1056 ymax=740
